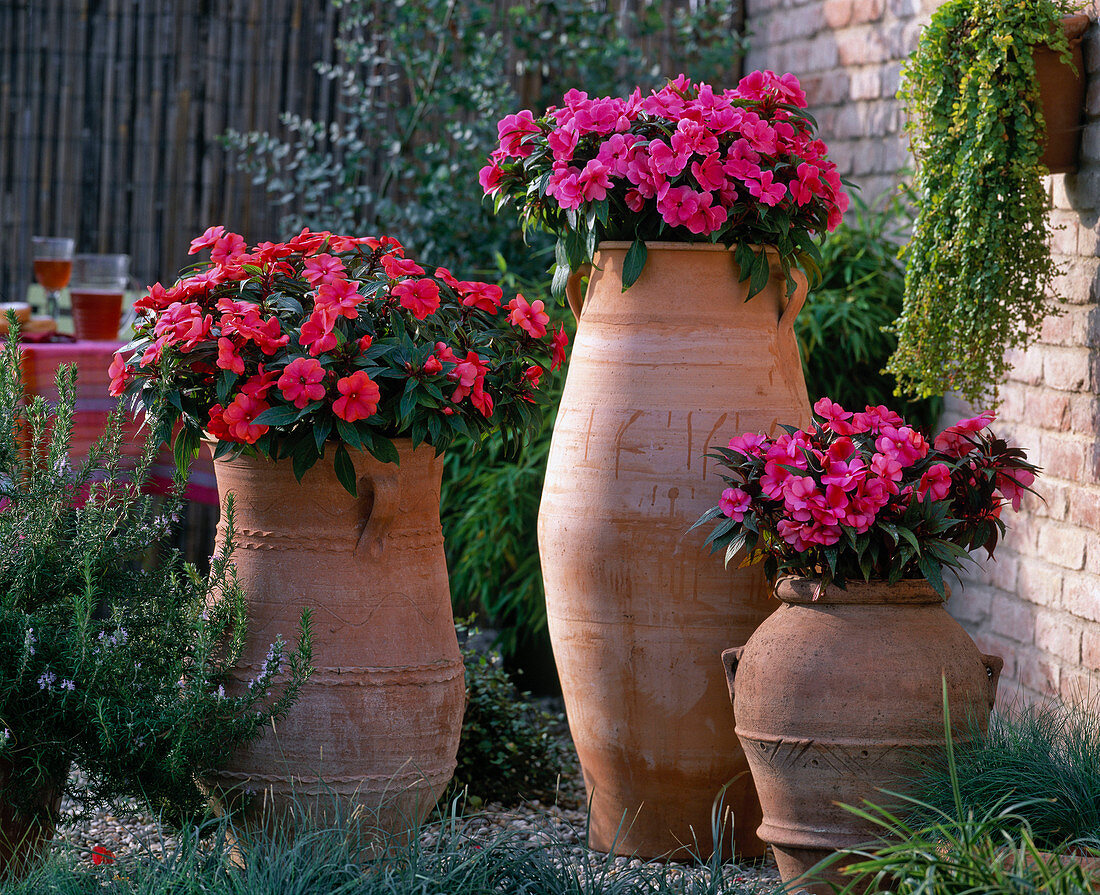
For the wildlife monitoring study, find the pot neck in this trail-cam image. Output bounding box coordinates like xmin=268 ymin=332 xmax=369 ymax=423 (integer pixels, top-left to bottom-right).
xmin=774 ymin=576 xmax=947 ymax=606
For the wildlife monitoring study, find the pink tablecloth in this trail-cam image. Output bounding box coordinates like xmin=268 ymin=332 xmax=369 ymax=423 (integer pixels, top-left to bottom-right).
xmin=19 ymin=340 xmax=218 ymax=505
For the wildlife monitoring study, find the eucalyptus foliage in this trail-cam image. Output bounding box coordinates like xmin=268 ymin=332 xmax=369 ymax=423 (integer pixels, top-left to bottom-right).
xmin=890 ymin=0 xmax=1078 ymax=407
xmin=0 ymin=315 xmax=313 ymax=828
xmin=225 ymin=0 xmax=744 ymax=285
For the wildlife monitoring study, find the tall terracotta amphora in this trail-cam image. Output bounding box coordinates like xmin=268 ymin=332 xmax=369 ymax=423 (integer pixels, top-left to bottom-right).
xmin=204 ymin=441 xmax=465 ymax=840
xmin=538 ymin=242 xmax=812 ymax=858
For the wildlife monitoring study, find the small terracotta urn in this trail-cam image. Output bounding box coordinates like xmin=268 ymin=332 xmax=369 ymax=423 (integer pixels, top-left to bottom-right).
xmin=722 ymin=576 xmax=1002 ymax=894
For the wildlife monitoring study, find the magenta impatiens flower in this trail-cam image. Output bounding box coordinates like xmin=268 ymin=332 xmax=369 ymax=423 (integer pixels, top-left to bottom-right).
xmin=507 ymin=294 xmax=550 ymax=339
xmin=698 ymin=399 xmax=1039 ymax=596
xmin=484 ymin=72 xmax=849 ymax=294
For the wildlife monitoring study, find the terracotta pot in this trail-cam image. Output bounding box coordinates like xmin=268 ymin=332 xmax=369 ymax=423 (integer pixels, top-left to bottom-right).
xmin=0 ymin=758 xmax=64 ymax=881
xmin=203 ymin=441 xmax=465 ymax=841
xmin=538 ymin=242 xmax=811 ymax=859
xmin=722 ymin=577 xmax=1003 ymax=895
xmin=1035 ymin=14 xmax=1090 ymax=174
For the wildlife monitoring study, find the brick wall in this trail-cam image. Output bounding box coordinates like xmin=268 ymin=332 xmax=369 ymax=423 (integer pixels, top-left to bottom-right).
xmin=745 ymin=0 xmax=1100 ymax=702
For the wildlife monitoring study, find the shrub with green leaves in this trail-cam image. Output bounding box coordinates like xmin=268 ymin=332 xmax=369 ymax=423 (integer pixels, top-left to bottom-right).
xmin=796 ymin=193 xmax=942 ymax=433
xmin=889 ymin=0 xmax=1078 ymax=407
xmin=0 ymin=315 xmax=313 ymax=829
xmin=448 ymin=630 xmax=568 ymax=808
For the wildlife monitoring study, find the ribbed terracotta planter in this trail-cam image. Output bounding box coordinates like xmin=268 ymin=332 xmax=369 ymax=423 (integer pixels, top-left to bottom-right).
xmin=722 ymin=577 xmax=1003 ymax=894
xmin=1036 ymin=14 xmax=1090 ymax=174
xmin=539 ymin=243 xmax=811 ymax=859
xmin=0 ymin=759 xmax=63 ymax=881
xmin=204 ymin=441 xmax=465 ymax=840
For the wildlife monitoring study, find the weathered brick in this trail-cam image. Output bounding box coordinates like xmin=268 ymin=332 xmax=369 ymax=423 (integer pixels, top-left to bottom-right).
xmin=1017 ymin=559 xmax=1064 ymax=606
xmin=1040 ymin=305 xmax=1093 ymax=346
xmin=1024 ymin=387 xmax=1068 ymax=429
xmin=836 ymin=26 xmax=891 ymax=66
xmin=986 ymin=554 xmax=1019 ymax=593
xmin=971 ymin=631 xmax=1021 ymax=684
xmin=1082 ymin=627 xmax=1100 ymax=671
xmin=800 ymin=71 xmax=852 ymax=106
xmin=850 ymin=67 xmax=883 ymax=100
xmin=823 ymin=0 xmax=853 ymax=28
xmin=949 ymin=581 xmax=994 ymax=625
xmin=1005 ymin=345 xmax=1045 ymax=386
xmin=1036 ymin=524 xmax=1088 ymax=571
xmin=1043 ymin=346 xmax=1093 ymax=391
xmin=1049 ymin=258 xmax=1100 ymax=305
xmin=1059 ymin=667 xmax=1098 ymax=703
xmin=1041 ymin=433 xmax=1087 ymax=481
xmin=851 ymin=0 xmax=886 ymax=25
xmin=990 ymin=593 xmax=1036 ymax=643
xmin=1062 ymin=573 xmax=1100 ymax=621
xmin=1066 ymin=393 xmax=1097 ymax=434
xmin=1035 ymin=611 xmax=1081 ymax=663
xmin=1018 ymin=650 xmax=1061 ymax=698
xmin=888 ymin=0 xmax=921 ymax=15
xmin=1048 ymin=213 xmax=1080 ymax=255
xmin=1068 ymin=487 xmax=1100 ymax=529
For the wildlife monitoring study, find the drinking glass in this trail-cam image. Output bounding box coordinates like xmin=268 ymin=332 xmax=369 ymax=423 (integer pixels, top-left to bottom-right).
xmin=32 ymin=236 xmax=75 ymax=318
xmin=70 ymin=254 xmax=129 ymax=340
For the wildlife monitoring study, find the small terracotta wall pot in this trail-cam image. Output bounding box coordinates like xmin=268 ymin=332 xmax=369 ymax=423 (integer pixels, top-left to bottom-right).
xmin=1036 ymin=14 xmax=1090 ymax=174
xmin=0 ymin=758 xmax=64 ymax=881
xmin=539 ymin=243 xmax=811 ymax=859
xmin=202 ymin=441 xmax=465 ymax=843
xmin=722 ymin=577 xmax=1002 ymax=895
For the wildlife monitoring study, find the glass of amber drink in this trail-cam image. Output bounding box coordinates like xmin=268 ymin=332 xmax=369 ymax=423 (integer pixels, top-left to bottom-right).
xmin=32 ymin=236 xmax=75 ymax=318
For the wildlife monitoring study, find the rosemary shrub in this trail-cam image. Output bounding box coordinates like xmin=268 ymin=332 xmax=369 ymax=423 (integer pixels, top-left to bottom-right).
xmin=0 ymin=315 xmax=313 ymax=829
xmin=888 ymin=0 xmax=1078 ymax=406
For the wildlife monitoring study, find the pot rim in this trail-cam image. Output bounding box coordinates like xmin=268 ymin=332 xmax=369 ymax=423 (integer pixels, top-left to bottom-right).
xmin=1062 ymin=14 xmax=1091 ymax=43
xmin=774 ymin=574 xmax=948 ymax=606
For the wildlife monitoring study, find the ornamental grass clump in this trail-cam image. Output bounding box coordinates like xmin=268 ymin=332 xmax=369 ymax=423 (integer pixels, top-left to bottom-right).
xmin=114 ymin=229 xmax=567 ymax=495
xmin=481 ymin=72 xmax=850 ymax=296
xmin=889 ymin=0 xmax=1080 ymax=406
xmin=696 ymin=399 xmax=1038 ymax=596
xmin=0 ymin=315 xmax=313 ymax=832
xmin=906 ymin=696 xmax=1100 ymax=851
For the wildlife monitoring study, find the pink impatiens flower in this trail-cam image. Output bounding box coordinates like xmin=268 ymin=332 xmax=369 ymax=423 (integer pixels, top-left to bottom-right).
xmin=720 ymin=487 xmax=752 ymax=521
xmin=508 ymin=294 xmax=550 ymax=338
xmin=393 ymin=278 xmax=441 ymax=320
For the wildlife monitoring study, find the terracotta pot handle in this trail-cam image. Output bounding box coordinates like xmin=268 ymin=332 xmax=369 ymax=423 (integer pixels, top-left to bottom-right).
xmin=777 ymin=269 xmax=808 ymax=332
xmin=981 ymin=654 xmax=1004 ymax=711
xmin=356 ymin=466 xmax=400 ymax=559
xmin=565 ymin=264 xmax=591 ymax=321
xmin=721 ymin=646 xmax=746 ymax=703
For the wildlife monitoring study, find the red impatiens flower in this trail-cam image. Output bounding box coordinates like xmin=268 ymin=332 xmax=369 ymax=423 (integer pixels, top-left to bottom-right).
xmin=393 ymin=279 xmax=441 ymax=320
xmin=278 ymin=357 xmax=327 ymax=409
xmin=315 ymin=278 xmax=363 ymax=321
xmin=90 ymin=845 xmax=115 ymax=865
xmin=333 ymin=371 xmax=381 ymax=422
xmin=458 ymin=281 xmax=503 ymax=313
xmin=550 ymin=324 xmax=569 ymax=371
xmin=381 ymin=254 xmax=425 ymax=279
xmin=507 ymin=293 xmax=549 ymax=338
xmin=216 ymin=337 xmax=245 ymax=375
xmin=188 ymin=225 xmax=225 ymax=255
xmin=108 ymin=351 xmax=131 ymax=397
xmin=303 ymin=253 xmax=346 ymax=286
xmin=222 ymin=392 xmax=270 ymax=444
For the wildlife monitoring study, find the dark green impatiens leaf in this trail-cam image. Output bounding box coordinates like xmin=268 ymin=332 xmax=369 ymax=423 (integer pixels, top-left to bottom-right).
xmin=333 ymin=442 xmax=357 ymax=496
xmin=622 ymin=239 xmax=647 ymax=290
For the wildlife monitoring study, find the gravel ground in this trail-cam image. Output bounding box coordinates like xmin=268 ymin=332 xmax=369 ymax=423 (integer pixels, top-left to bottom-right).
xmin=53 ymin=724 xmax=782 ymax=892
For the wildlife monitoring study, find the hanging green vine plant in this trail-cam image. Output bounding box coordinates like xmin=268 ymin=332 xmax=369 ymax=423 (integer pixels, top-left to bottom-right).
xmin=888 ymin=0 xmax=1082 ymax=407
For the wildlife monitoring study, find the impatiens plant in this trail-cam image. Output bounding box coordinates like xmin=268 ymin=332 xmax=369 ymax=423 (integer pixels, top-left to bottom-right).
xmin=113 ymin=228 xmax=567 ymax=495
xmin=480 ymin=72 xmax=850 ymax=297
xmin=695 ymin=399 xmax=1039 ymax=597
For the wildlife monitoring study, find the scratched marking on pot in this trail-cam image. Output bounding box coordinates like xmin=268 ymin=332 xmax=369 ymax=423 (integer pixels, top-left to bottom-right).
xmin=613 ymin=410 xmax=644 ymax=479
xmin=701 ymin=413 xmax=729 ymax=479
